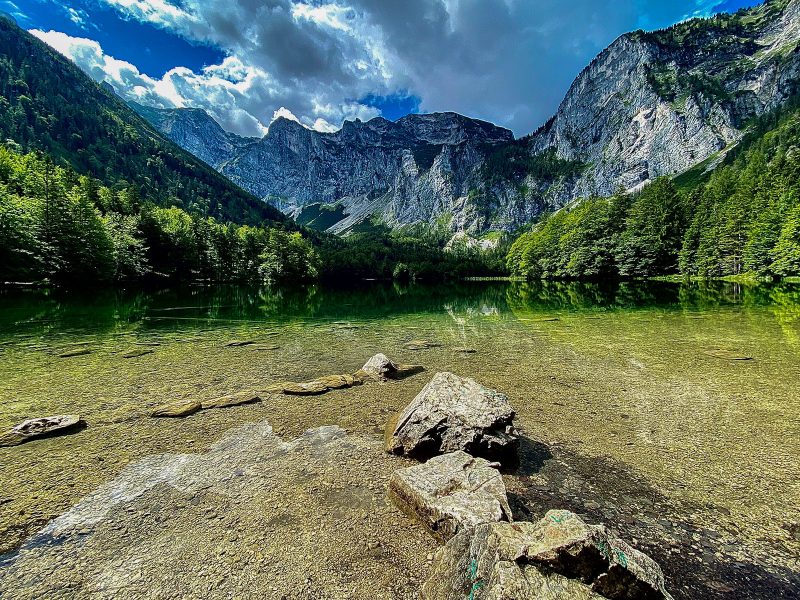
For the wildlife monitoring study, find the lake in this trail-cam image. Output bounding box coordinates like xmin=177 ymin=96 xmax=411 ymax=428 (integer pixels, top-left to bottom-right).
xmin=0 ymin=280 xmax=798 ymax=598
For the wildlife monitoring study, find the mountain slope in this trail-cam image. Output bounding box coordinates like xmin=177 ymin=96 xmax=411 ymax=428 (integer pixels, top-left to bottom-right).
xmin=129 ymin=102 xmax=258 ymax=170
xmin=507 ymin=91 xmax=800 ymax=280
xmin=135 ymin=0 xmax=800 ymax=234
xmin=524 ymin=0 xmax=800 ymax=202
xmin=134 ymin=104 xmax=518 ymax=234
xmin=0 ymin=15 xmax=285 ymax=227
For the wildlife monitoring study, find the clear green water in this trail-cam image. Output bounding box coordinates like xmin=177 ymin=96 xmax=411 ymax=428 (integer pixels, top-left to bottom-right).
xmin=0 ymin=280 xmax=798 ymax=597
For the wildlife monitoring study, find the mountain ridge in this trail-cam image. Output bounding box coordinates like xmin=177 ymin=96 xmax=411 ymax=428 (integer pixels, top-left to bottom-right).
xmin=131 ymin=0 xmax=800 ymax=234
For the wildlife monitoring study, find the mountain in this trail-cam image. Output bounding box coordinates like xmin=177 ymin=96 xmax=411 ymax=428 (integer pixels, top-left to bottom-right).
xmin=0 ymin=16 xmax=285 ymax=227
xmin=134 ymin=0 xmax=800 ymax=234
xmin=129 ymin=102 xmax=258 ymax=170
xmin=132 ymin=105 xmax=516 ymax=234
xmin=524 ymin=0 xmax=800 ymax=201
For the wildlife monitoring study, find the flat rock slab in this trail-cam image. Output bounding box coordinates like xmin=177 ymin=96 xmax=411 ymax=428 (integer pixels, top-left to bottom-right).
xmin=58 ymin=349 xmax=92 ymax=358
xmin=0 ymin=415 xmax=85 ymax=447
xmin=122 ymin=349 xmax=154 ymax=359
xmin=151 ymin=399 xmax=201 ymax=418
xmin=386 ymin=372 xmax=518 ymax=465
xmin=0 ymin=421 xmax=436 ymax=599
xmin=264 ymin=355 xmax=422 ymax=397
xmin=200 ymin=392 xmax=262 ymax=410
xmin=423 ymin=510 xmax=674 ymax=600
xmin=223 ymin=340 xmax=257 ymax=347
xmin=703 ymin=348 xmax=753 ymax=361
xmin=266 ymin=380 xmax=331 ymax=395
xmin=403 ymin=340 xmax=442 ymax=351
xmin=389 ymin=451 xmax=511 ymax=542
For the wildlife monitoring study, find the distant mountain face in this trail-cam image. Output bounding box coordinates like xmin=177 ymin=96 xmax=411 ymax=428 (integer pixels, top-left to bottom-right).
xmin=0 ymin=17 xmax=286 ymax=227
xmin=130 ymin=103 xmax=258 ymax=170
xmin=135 ymin=0 xmax=800 ymax=234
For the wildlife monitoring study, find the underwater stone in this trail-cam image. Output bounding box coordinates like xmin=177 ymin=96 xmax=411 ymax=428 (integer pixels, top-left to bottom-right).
xmin=0 ymin=415 xmax=85 ymax=447
xmin=151 ymin=399 xmax=202 ymax=418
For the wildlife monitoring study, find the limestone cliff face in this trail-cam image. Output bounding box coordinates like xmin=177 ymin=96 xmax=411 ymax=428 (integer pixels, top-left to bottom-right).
xmin=217 ymin=113 xmax=513 ymax=233
xmin=130 ymin=102 xmax=257 ymax=170
xmin=529 ymin=0 xmax=800 ymax=203
xmin=135 ymin=0 xmax=800 ymax=234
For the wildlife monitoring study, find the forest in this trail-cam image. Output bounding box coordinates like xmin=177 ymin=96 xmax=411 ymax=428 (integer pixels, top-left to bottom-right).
xmin=0 ymin=146 xmax=319 ymax=285
xmin=0 ymin=145 xmax=510 ymax=286
xmin=506 ymin=96 xmax=800 ymax=281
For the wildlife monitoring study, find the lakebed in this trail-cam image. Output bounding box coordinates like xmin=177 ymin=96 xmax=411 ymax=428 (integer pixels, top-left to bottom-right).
xmin=0 ymin=281 xmax=798 ymax=598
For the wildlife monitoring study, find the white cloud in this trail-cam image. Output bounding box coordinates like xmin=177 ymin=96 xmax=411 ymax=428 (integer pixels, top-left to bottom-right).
xmin=29 ymin=28 xmax=380 ymax=137
xmin=35 ymin=0 xmax=744 ymax=136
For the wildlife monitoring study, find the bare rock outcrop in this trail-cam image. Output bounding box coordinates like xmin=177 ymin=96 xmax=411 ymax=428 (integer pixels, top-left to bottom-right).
xmin=388 ymin=451 xmax=511 ymax=542
xmin=386 ymin=372 xmax=518 ymax=465
xmin=422 ymin=509 xmax=674 ymax=600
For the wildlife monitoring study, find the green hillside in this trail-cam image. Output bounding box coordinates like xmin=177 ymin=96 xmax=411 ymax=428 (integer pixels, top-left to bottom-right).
xmin=0 ymin=15 xmax=284 ymax=227
xmin=507 ymin=96 xmax=800 ymax=280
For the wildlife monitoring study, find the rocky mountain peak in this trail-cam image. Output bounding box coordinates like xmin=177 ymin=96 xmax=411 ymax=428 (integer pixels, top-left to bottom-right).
xmin=136 ymin=0 xmax=800 ymax=235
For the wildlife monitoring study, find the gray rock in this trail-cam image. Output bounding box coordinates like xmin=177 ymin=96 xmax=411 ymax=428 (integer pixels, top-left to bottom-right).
xmin=359 ymin=354 xmax=424 ymax=381
xmin=360 ymin=353 xmax=399 ymax=379
xmin=422 ymin=510 xmax=674 ymax=600
xmin=388 ymin=451 xmax=512 ymax=542
xmin=0 ymin=415 xmax=85 ymax=447
xmin=386 ymin=372 xmax=518 ymax=465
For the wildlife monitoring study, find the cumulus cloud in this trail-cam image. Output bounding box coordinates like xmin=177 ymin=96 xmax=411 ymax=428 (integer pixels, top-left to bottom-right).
xmin=36 ymin=0 xmax=738 ymax=136
xmin=29 ymin=28 xmax=379 ymax=137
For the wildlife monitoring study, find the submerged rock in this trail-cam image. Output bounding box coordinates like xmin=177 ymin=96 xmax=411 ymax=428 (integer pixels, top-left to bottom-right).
xmin=251 ymin=344 xmax=280 ymax=351
xmin=359 ymin=353 xmax=424 ymax=381
xmin=423 ymin=510 xmax=674 ymax=600
xmin=151 ymin=399 xmax=202 ymax=418
xmin=386 ymin=372 xmax=518 ymax=465
xmin=389 ymin=451 xmax=511 ymax=542
xmin=224 ymin=340 xmax=258 ymax=347
xmin=58 ymin=349 xmax=92 ymax=358
xmin=316 ymin=374 xmax=359 ymax=389
xmin=703 ymin=348 xmax=753 ymax=361
xmin=403 ymin=340 xmax=442 ymax=351
xmin=122 ymin=349 xmax=154 ymax=358
xmin=0 ymin=415 xmax=85 ymax=447
xmin=278 ymin=381 xmax=330 ymax=396
xmin=200 ymin=392 xmax=261 ymax=410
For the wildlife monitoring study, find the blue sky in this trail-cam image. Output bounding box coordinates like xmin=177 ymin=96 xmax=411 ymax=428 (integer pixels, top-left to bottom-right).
xmin=7 ymin=0 xmax=765 ymax=137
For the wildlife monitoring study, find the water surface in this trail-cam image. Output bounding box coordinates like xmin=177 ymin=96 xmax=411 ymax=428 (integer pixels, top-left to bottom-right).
xmin=0 ymin=281 xmax=798 ymax=598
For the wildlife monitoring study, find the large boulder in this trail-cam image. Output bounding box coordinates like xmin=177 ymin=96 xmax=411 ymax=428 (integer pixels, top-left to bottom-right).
xmin=422 ymin=510 xmax=674 ymax=600
xmin=386 ymin=372 xmax=518 ymax=464
xmin=389 ymin=451 xmax=512 ymax=542
xmin=0 ymin=415 xmax=85 ymax=447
